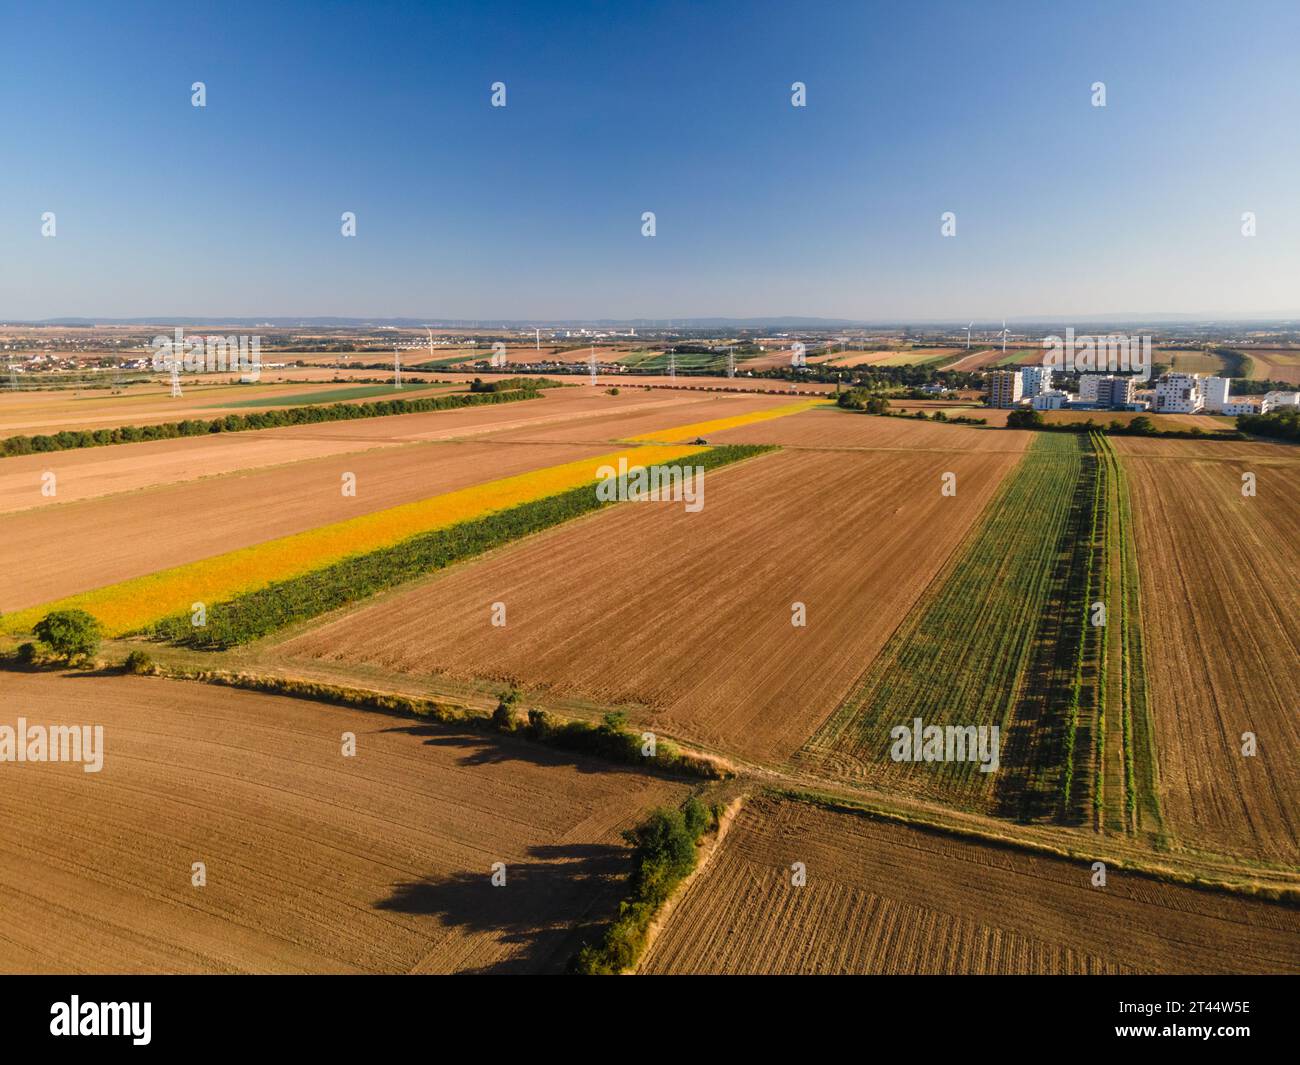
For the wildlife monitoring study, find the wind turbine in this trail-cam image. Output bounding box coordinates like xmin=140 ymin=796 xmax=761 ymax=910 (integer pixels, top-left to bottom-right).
xmin=965 ymin=322 xmax=974 ymax=349
xmin=1000 ymin=321 xmax=1009 ymax=354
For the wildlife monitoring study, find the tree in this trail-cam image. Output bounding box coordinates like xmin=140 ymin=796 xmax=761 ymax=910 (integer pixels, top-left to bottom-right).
xmin=492 ymin=687 xmax=520 ymax=731
xmin=34 ymin=609 xmax=102 ymax=658
xmin=622 ymin=807 xmax=698 ymax=905
xmin=1006 ymin=407 xmax=1044 ymax=429
xmin=1128 ymin=415 xmax=1156 ymax=435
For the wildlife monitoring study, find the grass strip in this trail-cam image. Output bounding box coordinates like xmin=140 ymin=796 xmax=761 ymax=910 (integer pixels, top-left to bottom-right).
xmin=1096 ymin=433 xmax=1164 ymax=837
xmin=1060 ymin=433 xmax=1103 ymax=812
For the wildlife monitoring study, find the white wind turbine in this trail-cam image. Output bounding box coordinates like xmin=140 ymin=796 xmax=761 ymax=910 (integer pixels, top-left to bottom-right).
xmin=965 ymin=322 xmax=974 ymax=349
xmin=1000 ymin=321 xmax=1010 ymax=354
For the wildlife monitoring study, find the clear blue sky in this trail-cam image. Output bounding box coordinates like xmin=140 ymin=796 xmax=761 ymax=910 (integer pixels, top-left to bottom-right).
xmin=2 ymin=0 xmax=1297 ymax=321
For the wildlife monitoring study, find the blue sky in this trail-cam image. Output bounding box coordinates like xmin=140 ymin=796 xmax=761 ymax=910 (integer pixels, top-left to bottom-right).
xmin=2 ymin=0 xmax=1298 ymax=320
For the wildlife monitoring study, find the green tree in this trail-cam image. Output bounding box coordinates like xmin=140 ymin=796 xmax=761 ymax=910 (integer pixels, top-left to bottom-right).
xmin=492 ymin=687 xmax=520 ymax=731
xmin=1006 ymin=407 xmax=1045 ymax=429
xmin=34 ymin=609 xmax=102 ymax=658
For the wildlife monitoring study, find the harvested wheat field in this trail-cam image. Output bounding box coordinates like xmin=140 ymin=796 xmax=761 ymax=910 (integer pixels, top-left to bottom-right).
xmin=0 ymin=389 xmax=691 ymax=512
xmin=0 ymin=670 xmax=686 ymax=974
xmin=1241 ymin=347 xmax=1300 ymax=384
xmin=706 ymin=406 xmax=1029 ymax=451
xmin=0 ymin=439 xmax=612 ymax=611
xmin=639 ymin=797 xmax=1300 ymax=974
xmin=1162 ymin=350 xmax=1228 ymax=376
xmin=1113 ymin=438 xmax=1300 ymax=866
xmin=277 ymin=444 xmax=1023 ymax=763
xmin=481 ymin=393 xmax=799 ymax=444
xmin=0 ymin=380 xmax=458 ymax=436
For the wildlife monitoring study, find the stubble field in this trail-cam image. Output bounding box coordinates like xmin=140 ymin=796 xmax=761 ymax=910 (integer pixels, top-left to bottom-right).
xmin=1114 ymin=437 xmax=1300 ymax=865
xmin=275 ymin=441 xmax=1024 ymax=763
xmin=639 ymin=797 xmax=1300 ymax=974
xmin=0 ymin=671 xmax=687 ymax=974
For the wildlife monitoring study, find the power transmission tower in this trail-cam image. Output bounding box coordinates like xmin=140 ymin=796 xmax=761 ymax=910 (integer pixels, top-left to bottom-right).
xmin=394 ymin=347 xmax=403 ymax=389
xmin=170 ymin=361 xmax=183 ymax=397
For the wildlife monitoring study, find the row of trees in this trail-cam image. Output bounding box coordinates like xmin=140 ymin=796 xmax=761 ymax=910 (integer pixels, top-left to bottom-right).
xmin=1237 ymin=407 xmax=1300 ymax=440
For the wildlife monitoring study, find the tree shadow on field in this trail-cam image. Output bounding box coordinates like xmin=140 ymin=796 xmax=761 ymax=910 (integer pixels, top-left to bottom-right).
xmin=375 ymin=842 xmax=628 ymax=974
xmin=377 ymin=722 xmax=647 ymax=777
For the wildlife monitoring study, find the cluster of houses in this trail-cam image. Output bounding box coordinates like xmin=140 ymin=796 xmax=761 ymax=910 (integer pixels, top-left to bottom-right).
xmin=985 ymin=366 xmax=1300 ymax=417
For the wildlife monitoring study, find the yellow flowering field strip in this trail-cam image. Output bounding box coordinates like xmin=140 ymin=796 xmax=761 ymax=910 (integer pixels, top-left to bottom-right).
xmin=624 ymin=398 xmax=831 ymax=443
xmin=3 ymin=443 xmax=703 ymax=636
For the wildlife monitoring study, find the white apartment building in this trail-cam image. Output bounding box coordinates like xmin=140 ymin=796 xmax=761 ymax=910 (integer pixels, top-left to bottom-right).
xmin=1153 ymin=372 xmax=1204 ymax=413
xmin=1019 ymin=365 xmax=1053 ymax=399
xmin=1201 ymin=376 xmax=1231 ymax=412
xmin=1261 ymin=391 xmax=1300 ymax=413
xmin=1031 ymin=389 xmax=1070 ymax=411
xmin=986 ymin=370 xmax=1023 ymax=408
xmin=1079 ymin=374 xmax=1135 ymax=409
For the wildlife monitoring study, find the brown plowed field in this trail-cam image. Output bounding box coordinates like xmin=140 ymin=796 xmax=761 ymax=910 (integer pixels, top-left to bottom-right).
xmin=706 ymin=407 xmax=1030 ymax=451
xmin=482 ymin=393 xmax=797 ymax=444
xmin=0 ymin=671 xmax=686 ymax=974
xmin=1113 ymin=438 xmax=1300 ymax=865
xmin=0 ymin=439 xmax=607 ymax=611
xmin=0 ymin=389 xmax=686 ymax=512
xmin=1241 ymin=347 xmax=1300 ymax=384
xmin=639 ymin=798 xmax=1300 ymax=974
xmin=940 ymin=347 xmax=1001 ymax=371
xmin=277 ymin=444 xmax=1023 ymax=763
xmin=0 ymin=380 xmax=460 ymax=436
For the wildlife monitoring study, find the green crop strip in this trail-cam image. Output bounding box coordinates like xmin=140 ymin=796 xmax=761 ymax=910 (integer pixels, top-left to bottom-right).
xmin=206 ymin=383 xmax=442 ymax=407
xmin=1060 ymin=433 xmax=1103 ymax=813
xmin=800 ymin=433 xmax=1087 ymax=812
xmin=1095 ymin=433 xmax=1163 ymax=838
xmin=146 ymin=444 xmax=775 ymax=649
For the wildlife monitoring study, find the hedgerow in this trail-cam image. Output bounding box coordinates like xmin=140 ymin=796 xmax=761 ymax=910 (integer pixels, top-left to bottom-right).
xmin=570 ymin=798 xmax=716 ymax=974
